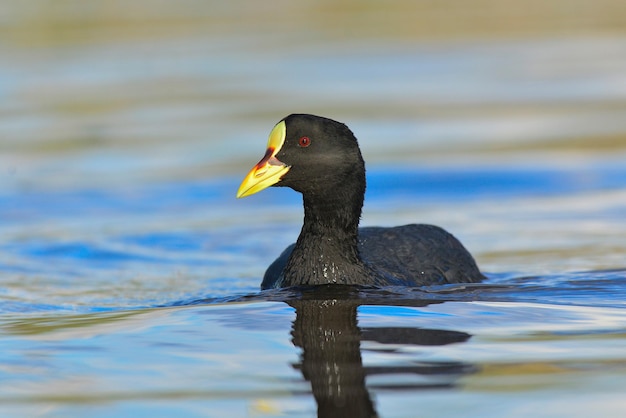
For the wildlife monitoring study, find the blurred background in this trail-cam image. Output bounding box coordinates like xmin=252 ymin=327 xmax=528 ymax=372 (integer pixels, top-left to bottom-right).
xmin=1 ymin=0 xmax=626 ymax=301
xmin=2 ymin=3 xmax=626 ymax=416
xmin=2 ymin=0 xmax=625 ymax=189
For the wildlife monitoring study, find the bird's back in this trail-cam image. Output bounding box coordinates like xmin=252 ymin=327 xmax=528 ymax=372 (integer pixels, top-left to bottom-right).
xmin=358 ymin=224 xmax=485 ymax=286
xmin=261 ymin=223 xmax=485 ymax=289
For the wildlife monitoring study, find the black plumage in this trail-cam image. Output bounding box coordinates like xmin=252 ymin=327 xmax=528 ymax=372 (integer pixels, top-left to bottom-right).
xmin=237 ymin=114 xmax=486 ymax=289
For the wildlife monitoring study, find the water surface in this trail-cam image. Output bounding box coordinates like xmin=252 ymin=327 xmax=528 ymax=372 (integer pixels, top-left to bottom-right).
xmin=2 ymin=1 xmax=626 ymax=417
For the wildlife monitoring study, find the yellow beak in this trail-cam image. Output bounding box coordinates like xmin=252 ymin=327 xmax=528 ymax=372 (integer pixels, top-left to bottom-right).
xmin=236 ymin=121 xmax=291 ymax=198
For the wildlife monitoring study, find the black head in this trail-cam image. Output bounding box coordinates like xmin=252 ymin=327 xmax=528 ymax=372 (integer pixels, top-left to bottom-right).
xmin=276 ymin=114 xmax=365 ymax=195
xmin=237 ymin=114 xmax=366 ymax=199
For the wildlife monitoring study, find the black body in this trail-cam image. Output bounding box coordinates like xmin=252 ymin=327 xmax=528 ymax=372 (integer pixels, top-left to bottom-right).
xmin=259 ymin=114 xmax=485 ymax=289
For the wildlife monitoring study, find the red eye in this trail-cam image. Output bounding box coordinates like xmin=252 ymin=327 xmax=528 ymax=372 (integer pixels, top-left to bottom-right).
xmin=298 ymin=136 xmax=311 ymax=147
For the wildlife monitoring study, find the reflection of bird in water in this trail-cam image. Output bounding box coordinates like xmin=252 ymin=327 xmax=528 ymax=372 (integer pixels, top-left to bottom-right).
xmin=290 ymin=298 xmax=374 ymax=418
xmin=238 ymin=114 xmax=486 ymax=290
xmin=287 ymin=288 xmax=475 ymax=418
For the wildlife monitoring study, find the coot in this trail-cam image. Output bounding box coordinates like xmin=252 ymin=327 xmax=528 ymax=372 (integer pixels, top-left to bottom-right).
xmin=237 ymin=114 xmax=486 ymax=289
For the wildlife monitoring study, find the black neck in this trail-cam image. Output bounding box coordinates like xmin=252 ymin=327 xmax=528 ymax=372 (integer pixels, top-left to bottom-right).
xmin=279 ymin=180 xmax=373 ymax=287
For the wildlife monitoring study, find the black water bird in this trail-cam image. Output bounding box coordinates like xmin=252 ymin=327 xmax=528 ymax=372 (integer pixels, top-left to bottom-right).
xmin=237 ymin=114 xmax=485 ymax=289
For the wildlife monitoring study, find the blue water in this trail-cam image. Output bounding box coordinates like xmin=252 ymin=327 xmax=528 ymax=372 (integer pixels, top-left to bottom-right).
xmin=2 ymin=164 xmax=626 ymax=417
xmin=2 ymin=2 xmax=626 ymax=417
xmin=3 ymin=164 xmax=625 ymax=311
